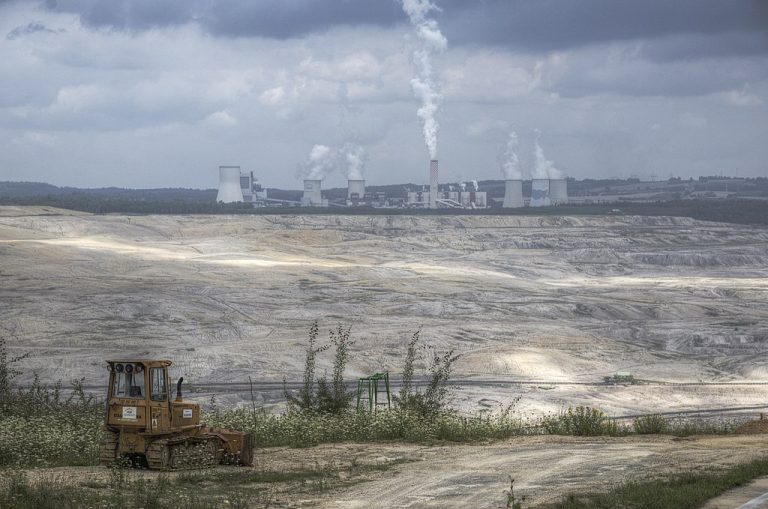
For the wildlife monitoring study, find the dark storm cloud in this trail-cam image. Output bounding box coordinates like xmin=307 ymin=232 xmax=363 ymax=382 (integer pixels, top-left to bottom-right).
xmin=6 ymin=20 xmax=60 ymax=39
xmin=45 ymin=0 xmax=195 ymax=31
xmin=441 ymin=0 xmax=768 ymax=55
xmin=45 ymin=0 xmax=403 ymax=37
xmin=43 ymin=0 xmax=768 ymax=56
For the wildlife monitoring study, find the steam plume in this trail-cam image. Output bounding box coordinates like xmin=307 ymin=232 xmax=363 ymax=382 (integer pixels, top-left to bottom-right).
xmin=303 ymin=144 xmax=335 ymax=180
xmin=533 ymin=131 xmax=563 ymax=179
xmin=499 ymin=131 xmax=522 ymax=180
xmin=341 ymin=142 xmax=366 ymax=180
xmin=400 ymin=0 xmax=447 ymax=159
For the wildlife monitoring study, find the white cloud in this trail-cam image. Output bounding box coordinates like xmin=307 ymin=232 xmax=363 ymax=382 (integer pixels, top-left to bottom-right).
xmin=464 ymin=119 xmax=509 ymax=138
xmin=719 ymin=86 xmax=763 ymax=107
xmin=203 ymin=110 xmax=237 ymax=127
xmin=50 ymin=84 xmax=105 ymax=112
xmin=259 ymin=86 xmax=286 ymax=105
xmin=11 ymin=131 xmax=57 ymax=147
xmin=679 ymin=112 xmax=707 ymax=128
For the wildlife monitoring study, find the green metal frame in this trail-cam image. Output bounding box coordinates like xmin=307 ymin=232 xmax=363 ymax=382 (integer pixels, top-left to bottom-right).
xmin=356 ymin=372 xmax=391 ymax=413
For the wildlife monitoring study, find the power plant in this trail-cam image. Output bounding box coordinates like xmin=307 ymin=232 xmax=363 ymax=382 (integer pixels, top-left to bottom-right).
xmin=530 ymin=178 xmax=552 ymax=207
xmin=216 ymin=166 xmax=244 ymax=203
xmin=216 ymin=162 xmax=567 ymax=210
xmin=216 ymin=166 xmax=267 ymax=204
xmin=549 ymin=178 xmax=568 ymax=205
xmin=502 ymin=180 xmax=524 ymax=208
xmin=347 ymin=179 xmax=365 ymax=205
xmin=301 ymin=179 xmax=327 ymax=207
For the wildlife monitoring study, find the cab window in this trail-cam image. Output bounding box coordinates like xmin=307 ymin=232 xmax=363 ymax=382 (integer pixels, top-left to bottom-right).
xmin=150 ymin=368 xmax=167 ymax=401
xmin=112 ymin=365 xmax=145 ymax=399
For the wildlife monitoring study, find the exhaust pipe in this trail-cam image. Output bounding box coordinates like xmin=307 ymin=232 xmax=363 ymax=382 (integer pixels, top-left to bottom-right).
xmin=176 ymin=377 xmax=184 ymax=402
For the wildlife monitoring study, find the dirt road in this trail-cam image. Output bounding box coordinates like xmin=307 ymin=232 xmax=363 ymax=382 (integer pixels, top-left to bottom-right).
xmin=315 ymin=435 xmax=768 ymax=508
xmin=26 ymin=435 xmax=768 ymax=508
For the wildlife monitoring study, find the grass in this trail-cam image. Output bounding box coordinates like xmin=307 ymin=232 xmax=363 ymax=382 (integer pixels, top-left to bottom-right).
xmin=0 ymin=458 xmax=412 ymax=508
xmin=541 ymin=406 xmax=623 ymax=437
xmin=545 ymin=457 xmax=768 ymax=509
xmin=204 ymin=405 xmax=533 ymax=447
xmin=0 ymin=399 xmax=745 ymax=467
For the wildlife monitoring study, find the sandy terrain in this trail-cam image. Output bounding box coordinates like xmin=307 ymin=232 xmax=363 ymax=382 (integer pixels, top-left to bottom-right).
xmin=1 ymin=206 xmax=767 ymax=416
xmin=24 ymin=435 xmax=768 ymax=507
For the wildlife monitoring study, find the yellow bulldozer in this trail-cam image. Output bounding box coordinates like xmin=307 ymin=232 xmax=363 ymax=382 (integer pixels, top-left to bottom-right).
xmin=99 ymin=359 xmax=253 ymax=470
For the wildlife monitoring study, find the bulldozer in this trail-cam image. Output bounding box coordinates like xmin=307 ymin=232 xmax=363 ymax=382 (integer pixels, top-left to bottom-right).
xmin=99 ymin=359 xmax=253 ymax=470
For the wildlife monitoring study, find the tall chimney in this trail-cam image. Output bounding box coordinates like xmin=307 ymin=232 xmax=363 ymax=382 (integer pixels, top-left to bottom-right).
xmin=429 ymin=159 xmax=438 ymax=209
xmin=503 ymin=180 xmax=524 ymax=208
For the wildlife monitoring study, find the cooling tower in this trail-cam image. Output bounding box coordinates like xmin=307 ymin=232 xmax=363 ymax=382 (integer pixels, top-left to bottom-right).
xmin=216 ymin=166 xmax=244 ymax=203
xmin=348 ymin=179 xmax=365 ymax=200
xmin=429 ymin=159 xmax=438 ymax=209
xmin=302 ymin=179 xmax=323 ymax=207
xmin=502 ymin=180 xmax=524 ymax=208
xmin=549 ymin=179 xmax=568 ymax=205
xmin=530 ymin=178 xmax=551 ymax=207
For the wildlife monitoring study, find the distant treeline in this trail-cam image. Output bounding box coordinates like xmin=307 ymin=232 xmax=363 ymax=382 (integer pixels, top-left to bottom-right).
xmin=1 ymin=194 xmax=766 ymax=226
xmin=3 ymin=176 xmax=767 ymax=202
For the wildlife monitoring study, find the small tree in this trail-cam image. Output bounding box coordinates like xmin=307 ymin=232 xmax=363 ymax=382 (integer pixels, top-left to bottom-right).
xmin=284 ymin=321 xmax=327 ymax=413
xmin=316 ymin=325 xmax=355 ymax=414
xmin=396 ymin=329 xmax=420 ymax=405
xmin=285 ymin=322 xmax=355 ymax=415
xmin=394 ymin=329 xmax=459 ymax=417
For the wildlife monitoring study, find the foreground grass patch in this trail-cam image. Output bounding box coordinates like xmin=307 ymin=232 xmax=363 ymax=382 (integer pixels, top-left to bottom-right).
xmin=545 ymin=457 xmax=768 ymax=509
xmin=205 ymin=407 xmax=532 ymax=447
xmin=0 ymin=459 xmax=413 ymax=508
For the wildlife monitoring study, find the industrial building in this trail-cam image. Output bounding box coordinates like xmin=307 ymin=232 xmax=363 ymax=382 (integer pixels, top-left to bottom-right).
xmin=406 ymin=181 xmax=487 ymax=208
xmin=502 ymin=180 xmax=524 ymax=208
xmin=530 ymin=179 xmax=552 ymax=207
xmin=549 ymin=178 xmax=568 ymax=205
xmin=301 ymin=179 xmax=328 ymax=207
xmin=216 ymin=166 xmax=267 ymax=204
xmin=502 ymin=178 xmax=568 ymax=208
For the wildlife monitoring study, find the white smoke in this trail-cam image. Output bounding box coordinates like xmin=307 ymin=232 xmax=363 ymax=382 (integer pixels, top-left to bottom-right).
xmin=300 ymin=143 xmax=367 ymax=181
xmin=303 ymin=144 xmax=335 ymax=180
xmin=499 ymin=131 xmax=522 ymax=180
xmin=400 ymin=0 xmax=447 ymax=159
xmin=533 ymin=131 xmax=564 ymax=179
xmin=341 ymin=142 xmax=366 ymax=180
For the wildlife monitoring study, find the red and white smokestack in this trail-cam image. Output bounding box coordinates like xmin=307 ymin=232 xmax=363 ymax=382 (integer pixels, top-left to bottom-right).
xmin=429 ymin=159 xmax=438 ymax=209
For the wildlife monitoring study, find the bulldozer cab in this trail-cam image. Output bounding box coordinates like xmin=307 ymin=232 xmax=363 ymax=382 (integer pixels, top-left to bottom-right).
xmin=106 ymin=360 xmax=199 ymax=433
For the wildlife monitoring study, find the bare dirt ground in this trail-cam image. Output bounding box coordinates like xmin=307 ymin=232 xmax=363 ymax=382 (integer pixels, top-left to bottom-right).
xmin=25 ymin=435 xmax=768 ymax=508
xmin=1 ymin=206 xmax=768 ymax=416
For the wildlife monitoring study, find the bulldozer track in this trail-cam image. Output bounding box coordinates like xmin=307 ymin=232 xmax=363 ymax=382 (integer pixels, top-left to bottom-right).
xmin=98 ymin=429 xmax=119 ymax=467
xmin=145 ymin=436 xmax=221 ymax=470
xmin=145 ymin=439 xmax=171 ymax=470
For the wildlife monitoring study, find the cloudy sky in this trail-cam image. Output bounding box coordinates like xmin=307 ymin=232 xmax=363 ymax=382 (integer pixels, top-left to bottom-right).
xmin=0 ymin=0 xmax=766 ymax=189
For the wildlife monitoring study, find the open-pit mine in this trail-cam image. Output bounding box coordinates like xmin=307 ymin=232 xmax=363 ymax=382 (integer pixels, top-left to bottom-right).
xmin=1 ymin=206 xmax=767 ymax=419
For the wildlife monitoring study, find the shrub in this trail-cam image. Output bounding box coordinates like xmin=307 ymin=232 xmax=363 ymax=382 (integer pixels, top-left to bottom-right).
xmin=285 ymin=322 xmax=355 ymax=415
xmin=393 ymin=329 xmax=459 ymax=418
xmin=633 ymin=413 xmax=668 ymax=434
xmin=542 ymin=406 xmax=623 ymax=436
xmin=315 ymin=325 xmax=355 ymax=415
